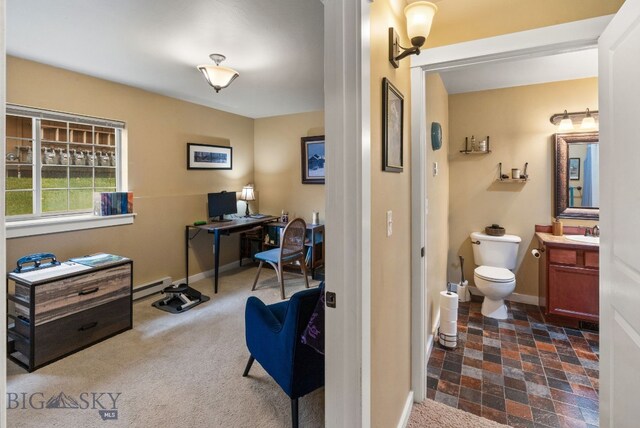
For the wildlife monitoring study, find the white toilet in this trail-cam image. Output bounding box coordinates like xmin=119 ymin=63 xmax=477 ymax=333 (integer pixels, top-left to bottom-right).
xmin=470 ymin=231 xmax=521 ymax=319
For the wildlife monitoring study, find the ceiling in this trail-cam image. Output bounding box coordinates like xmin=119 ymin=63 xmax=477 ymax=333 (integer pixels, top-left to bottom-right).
xmin=439 ymin=48 xmax=598 ymax=94
xmin=7 ymin=0 xmax=324 ymax=119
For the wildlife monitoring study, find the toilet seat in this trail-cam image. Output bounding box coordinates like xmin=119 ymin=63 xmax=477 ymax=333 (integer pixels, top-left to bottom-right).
xmin=474 ymin=266 xmax=514 ymax=283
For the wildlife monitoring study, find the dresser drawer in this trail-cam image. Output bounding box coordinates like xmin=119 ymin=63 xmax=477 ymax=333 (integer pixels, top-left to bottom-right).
xmin=33 ymin=297 xmax=131 ymax=367
xmin=585 ymin=251 xmax=599 ymax=268
xmin=31 ymin=264 xmax=131 ymax=325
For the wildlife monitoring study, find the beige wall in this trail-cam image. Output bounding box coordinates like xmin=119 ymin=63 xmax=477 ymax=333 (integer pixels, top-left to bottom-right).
xmin=6 ymin=57 xmax=255 ymax=286
xmin=448 ymin=78 xmax=598 ymax=298
xmin=425 ymin=74 xmax=449 ymax=337
xmin=253 ymin=112 xmax=324 ymax=223
xmin=427 ymin=0 xmax=624 ymax=48
xmin=370 ymin=1 xmax=412 ymax=426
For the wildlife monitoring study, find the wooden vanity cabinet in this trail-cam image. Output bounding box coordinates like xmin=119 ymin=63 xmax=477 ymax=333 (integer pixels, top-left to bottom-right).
xmin=538 ymin=239 xmax=599 ymax=326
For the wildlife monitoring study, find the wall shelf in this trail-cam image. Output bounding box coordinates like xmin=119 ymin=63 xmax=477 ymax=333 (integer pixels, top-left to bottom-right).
xmin=460 ymin=150 xmax=491 ymax=154
xmin=496 ymin=178 xmax=529 ymax=183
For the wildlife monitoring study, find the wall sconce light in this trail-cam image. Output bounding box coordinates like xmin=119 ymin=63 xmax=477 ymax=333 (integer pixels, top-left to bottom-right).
xmin=550 ymin=108 xmax=599 ymax=131
xmin=240 ymin=184 xmax=256 ymax=217
xmin=389 ymin=1 xmax=438 ymax=68
xmin=197 ymin=54 xmax=239 ymax=93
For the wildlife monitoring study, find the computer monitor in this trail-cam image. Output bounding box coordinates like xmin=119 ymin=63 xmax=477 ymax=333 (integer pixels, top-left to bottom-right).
xmin=207 ymin=191 xmax=237 ymax=222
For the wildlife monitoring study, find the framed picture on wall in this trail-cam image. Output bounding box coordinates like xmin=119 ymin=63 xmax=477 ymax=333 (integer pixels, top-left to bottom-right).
xmin=569 ymin=157 xmax=580 ymax=180
xmin=187 ymin=143 xmax=232 ymax=170
xmin=301 ymin=135 xmax=325 ymax=184
xmin=382 ymin=78 xmax=404 ymax=173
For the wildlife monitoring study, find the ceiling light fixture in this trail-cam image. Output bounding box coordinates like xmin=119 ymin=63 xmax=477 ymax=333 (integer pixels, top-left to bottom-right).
xmin=389 ymin=1 xmax=438 ymax=68
xmin=549 ymin=109 xmax=599 ymax=131
xmin=197 ymin=54 xmax=239 ymax=93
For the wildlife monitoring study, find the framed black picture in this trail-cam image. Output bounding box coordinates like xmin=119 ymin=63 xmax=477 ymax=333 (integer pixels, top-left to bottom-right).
xmin=301 ymin=135 xmax=325 ymax=184
xmin=382 ymin=78 xmax=404 ymax=173
xmin=187 ymin=143 xmax=232 ymax=170
xmin=569 ymin=157 xmax=580 ymax=180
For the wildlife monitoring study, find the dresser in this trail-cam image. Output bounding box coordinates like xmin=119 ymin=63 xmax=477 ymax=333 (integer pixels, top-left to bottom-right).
xmin=7 ymin=257 xmax=132 ymax=372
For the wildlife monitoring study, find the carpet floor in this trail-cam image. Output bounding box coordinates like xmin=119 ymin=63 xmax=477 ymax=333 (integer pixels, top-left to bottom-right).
xmin=7 ymin=267 xmax=323 ymax=428
xmin=408 ymin=398 xmax=508 ymax=427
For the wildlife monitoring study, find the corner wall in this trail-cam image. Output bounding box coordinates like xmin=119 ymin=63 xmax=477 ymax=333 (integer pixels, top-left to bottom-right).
xmin=425 ymin=73 xmax=449 ymax=337
xmin=370 ymin=1 xmax=412 ymax=426
xmin=253 ymin=111 xmax=325 ymax=223
xmin=448 ymin=78 xmax=598 ymax=298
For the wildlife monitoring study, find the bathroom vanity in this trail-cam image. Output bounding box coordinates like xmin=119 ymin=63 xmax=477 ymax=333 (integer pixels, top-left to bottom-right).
xmin=536 ymin=227 xmax=599 ymax=327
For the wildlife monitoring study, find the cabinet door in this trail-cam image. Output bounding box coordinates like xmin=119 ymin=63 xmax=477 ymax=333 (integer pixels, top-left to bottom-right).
xmin=548 ymin=265 xmax=599 ymax=321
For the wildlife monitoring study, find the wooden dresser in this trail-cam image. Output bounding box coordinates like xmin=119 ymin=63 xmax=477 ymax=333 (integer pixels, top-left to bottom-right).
xmin=536 ymin=230 xmax=599 ymax=327
xmin=7 ymin=257 xmax=132 ymax=372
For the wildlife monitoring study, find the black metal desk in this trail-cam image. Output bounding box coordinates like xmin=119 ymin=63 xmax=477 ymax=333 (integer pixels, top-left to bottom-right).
xmin=185 ymin=216 xmax=278 ymax=293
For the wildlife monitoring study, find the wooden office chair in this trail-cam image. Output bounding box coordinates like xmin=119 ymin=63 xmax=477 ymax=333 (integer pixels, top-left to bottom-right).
xmin=252 ymin=218 xmax=310 ymax=299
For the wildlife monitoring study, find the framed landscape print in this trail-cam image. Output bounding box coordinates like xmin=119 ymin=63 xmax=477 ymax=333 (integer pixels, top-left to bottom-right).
xmin=187 ymin=143 xmax=232 ymax=170
xmin=301 ymin=135 xmax=325 ymax=184
xmin=382 ymin=78 xmax=404 ymax=172
xmin=569 ymin=157 xmax=580 ymax=180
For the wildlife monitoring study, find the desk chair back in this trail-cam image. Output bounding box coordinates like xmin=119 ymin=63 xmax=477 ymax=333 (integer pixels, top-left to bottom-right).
xmin=252 ymin=218 xmax=310 ymax=299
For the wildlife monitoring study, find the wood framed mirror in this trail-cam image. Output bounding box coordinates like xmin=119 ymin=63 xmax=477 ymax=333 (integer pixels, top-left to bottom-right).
xmin=554 ymin=132 xmax=599 ymax=220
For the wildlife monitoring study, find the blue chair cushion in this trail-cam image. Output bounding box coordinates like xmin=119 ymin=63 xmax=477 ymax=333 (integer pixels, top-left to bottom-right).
xmin=254 ymin=248 xmax=280 ymax=263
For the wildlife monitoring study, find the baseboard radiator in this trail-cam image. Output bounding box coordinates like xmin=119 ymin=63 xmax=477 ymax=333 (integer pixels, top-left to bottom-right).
xmin=133 ymin=276 xmax=172 ymax=301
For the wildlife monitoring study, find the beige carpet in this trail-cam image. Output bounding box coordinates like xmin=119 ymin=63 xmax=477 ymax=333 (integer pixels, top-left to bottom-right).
xmin=7 ymin=267 xmax=323 ymax=428
xmin=408 ymin=399 xmax=509 ymax=428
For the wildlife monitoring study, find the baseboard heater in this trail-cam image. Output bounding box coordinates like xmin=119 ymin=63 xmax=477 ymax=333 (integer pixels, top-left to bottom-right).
xmin=133 ymin=276 xmax=172 ymax=301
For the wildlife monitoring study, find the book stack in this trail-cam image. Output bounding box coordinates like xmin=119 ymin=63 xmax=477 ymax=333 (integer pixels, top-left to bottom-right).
xmin=93 ymin=192 xmax=133 ymax=216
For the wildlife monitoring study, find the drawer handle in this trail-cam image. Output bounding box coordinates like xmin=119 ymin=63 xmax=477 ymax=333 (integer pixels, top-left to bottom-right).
xmin=78 ymin=287 xmax=99 ymax=296
xmin=78 ymin=322 xmax=98 ymax=331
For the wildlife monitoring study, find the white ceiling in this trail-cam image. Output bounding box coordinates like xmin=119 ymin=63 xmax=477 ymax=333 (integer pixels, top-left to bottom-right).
xmin=439 ymin=48 xmax=598 ymax=94
xmin=7 ymin=0 xmax=324 ymax=119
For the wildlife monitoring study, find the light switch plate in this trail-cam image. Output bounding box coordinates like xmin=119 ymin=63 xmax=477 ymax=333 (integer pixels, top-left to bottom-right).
xmin=433 ymin=161 xmax=439 ymax=176
xmin=387 ymin=210 xmax=393 ymax=237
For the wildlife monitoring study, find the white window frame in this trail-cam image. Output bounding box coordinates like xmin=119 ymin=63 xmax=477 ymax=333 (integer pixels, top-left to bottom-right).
xmin=5 ymin=104 xmax=133 ymax=238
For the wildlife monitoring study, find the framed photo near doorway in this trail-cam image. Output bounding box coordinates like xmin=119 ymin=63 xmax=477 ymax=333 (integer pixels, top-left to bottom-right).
xmin=382 ymin=78 xmax=404 ymax=173
xmin=187 ymin=143 xmax=232 ymax=170
xmin=301 ymin=135 xmax=325 ymax=184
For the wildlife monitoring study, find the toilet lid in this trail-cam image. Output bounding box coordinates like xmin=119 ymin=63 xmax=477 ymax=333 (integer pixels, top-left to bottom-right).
xmin=474 ymin=266 xmax=515 ymax=283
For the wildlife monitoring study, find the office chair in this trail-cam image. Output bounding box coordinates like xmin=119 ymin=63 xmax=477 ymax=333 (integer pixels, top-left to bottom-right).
xmin=252 ymin=218 xmax=310 ymax=300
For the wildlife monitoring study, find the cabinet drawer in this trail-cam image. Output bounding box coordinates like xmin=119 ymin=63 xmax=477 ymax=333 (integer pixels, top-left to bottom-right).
xmin=31 ymin=264 xmax=131 ymax=325
xmin=548 ymin=265 xmax=599 ymax=321
xmin=549 ymin=248 xmax=577 ymax=265
xmin=585 ymin=251 xmax=599 ymax=268
xmin=34 ymin=297 xmax=131 ymax=367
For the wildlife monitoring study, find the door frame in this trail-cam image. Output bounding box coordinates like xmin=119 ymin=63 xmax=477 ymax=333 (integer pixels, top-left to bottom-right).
xmin=408 ymin=15 xmax=610 ymax=403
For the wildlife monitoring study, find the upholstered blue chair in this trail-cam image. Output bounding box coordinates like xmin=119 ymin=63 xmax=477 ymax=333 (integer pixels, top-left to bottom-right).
xmin=243 ymin=286 xmax=324 ymax=428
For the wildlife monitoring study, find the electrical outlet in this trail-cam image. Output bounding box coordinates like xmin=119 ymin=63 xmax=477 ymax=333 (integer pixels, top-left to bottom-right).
xmin=433 ymin=161 xmax=439 ymax=176
xmin=386 ymin=210 xmax=393 ymax=237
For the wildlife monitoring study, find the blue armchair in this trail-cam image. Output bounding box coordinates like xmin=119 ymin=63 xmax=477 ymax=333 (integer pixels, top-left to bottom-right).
xmin=243 ymin=287 xmax=324 ymax=428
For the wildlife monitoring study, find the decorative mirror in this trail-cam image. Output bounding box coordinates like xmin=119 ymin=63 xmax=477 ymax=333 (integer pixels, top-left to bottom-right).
xmin=554 ymin=132 xmax=599 ymax=220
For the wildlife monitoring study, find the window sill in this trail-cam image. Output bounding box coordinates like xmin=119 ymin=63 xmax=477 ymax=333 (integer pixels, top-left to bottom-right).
xmin=6 ymin=213 xmax=136 ymax=239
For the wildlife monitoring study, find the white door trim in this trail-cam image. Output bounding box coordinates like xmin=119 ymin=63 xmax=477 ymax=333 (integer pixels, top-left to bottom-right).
xmin=324 ymin=0 xmax=371 ymax=426
xmin=408 ymin=15 xmax=612 ymax=405
xmin=1 ymin=1 xmax=7 ymax=427
xmin=410 ymin=66 xmax=427 ymax=402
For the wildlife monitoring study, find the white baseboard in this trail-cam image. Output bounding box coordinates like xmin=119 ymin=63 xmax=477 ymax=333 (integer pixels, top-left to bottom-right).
xmin=172 ymin=260 xmax=242 ymax=286
xmin=468 ymin=285 xmax=539 ymax=306
xmin=426 ymin=310 xmax=440 ymax=362
xmin=397 ymin=390 xmax=414 ymax=428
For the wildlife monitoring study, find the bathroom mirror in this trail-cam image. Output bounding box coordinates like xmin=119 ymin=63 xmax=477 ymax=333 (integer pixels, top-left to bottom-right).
xmin=554 ymin=132 xmax=599 ymax=220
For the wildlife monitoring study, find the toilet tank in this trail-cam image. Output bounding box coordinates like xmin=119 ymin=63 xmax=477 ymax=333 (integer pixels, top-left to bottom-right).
xmin=470 ymin=232 xmax=521 ymax=269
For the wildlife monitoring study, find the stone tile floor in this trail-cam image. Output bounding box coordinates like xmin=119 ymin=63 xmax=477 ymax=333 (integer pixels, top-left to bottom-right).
xmin=427 ymin=300 xmax=599 ymax=428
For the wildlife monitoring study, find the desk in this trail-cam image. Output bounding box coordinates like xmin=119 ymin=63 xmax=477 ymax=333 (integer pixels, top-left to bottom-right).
xmin=185 ymin=216 xmax=278 ymax=293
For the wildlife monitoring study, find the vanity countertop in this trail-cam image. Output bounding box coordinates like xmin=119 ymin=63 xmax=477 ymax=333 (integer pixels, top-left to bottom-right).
xmin=535 ymin=232 xmax=599 ymax=248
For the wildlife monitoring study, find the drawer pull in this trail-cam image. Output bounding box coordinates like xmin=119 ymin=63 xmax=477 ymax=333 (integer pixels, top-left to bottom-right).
xmin=78 ymin=287 xmax=100 ymax=296
xmin=78 ymin=322 xmax=98 ymax=331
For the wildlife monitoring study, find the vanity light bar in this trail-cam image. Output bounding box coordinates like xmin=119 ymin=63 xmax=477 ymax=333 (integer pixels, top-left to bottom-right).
xmin=549 ymin=109 xmax=599 ymax=126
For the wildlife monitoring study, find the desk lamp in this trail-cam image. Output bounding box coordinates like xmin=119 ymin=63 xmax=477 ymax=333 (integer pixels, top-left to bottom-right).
xmin=240 ymin=185 xmax=256 ymax=217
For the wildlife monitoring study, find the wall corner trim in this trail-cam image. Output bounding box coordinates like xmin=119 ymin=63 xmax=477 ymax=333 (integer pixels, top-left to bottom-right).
xmin=397 ymin=390 xmax=415 ymax=428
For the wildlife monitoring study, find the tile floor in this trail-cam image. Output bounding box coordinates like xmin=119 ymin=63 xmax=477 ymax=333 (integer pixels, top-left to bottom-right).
xmin=427 ymin=300 xmax=600 ymax=428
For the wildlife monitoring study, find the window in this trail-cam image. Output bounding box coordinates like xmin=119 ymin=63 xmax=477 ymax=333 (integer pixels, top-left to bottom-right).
xmin=5 ymin=105 xmax=125 ymax=220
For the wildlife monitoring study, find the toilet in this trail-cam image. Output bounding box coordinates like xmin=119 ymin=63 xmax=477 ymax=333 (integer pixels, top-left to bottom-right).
xmin=470 ymin=231 xmax=521 ymax=319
